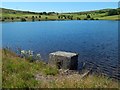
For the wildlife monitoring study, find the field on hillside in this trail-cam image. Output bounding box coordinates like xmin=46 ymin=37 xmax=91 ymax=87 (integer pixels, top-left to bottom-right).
xmin=1 ymin=8 xmax=120 ymax=22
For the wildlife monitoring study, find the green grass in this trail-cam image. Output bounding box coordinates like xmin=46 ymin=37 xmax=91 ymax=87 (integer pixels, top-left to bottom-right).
xmin=2 ymin=49 xmax=58 ymax=88
xmin=2 ymin=49 xmax=119 ymax=88
xmin=99 ymin=15 xmax=119 ymax=20
xmin=1 ymin=13 xmax=119 ymax=21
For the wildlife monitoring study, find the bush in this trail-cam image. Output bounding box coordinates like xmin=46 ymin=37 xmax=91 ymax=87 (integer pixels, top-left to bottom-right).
xmin=2 ymin=19 xmax=5 ymax=21
xmin=90 ymin=18 xmax=94 ymax=20
xmin=77 ymin=17 xmax=81 ymax=20
xmin=45 ymin=17 xmax=48 ymax=20
xmin=70 ymin=17 xmax=73 ymax=20
xmin=58 ymin=16 xmax=61 ymax=19
xmin=43 ymin=12 xmax=47 ymax=15
xmin=16 ymin=17 xmax=20 ymax=19
xmin=11 ymin=17 xmax=14 ymax=20
xmin=31 ymin=16 xmax=35 ymax=21
xmin=25 ymin=17 xmax=28 ymax=18
xmin=39 ymin=16 xmax=41 ymax=18
xmin=32 ymin=16 xmax=34 ymax=18
xmin=21 ymin=18 xmax=26 ymax=22
xmin=107 ymin=9 xmax=118 ymax=16
xmin=86 ymin=14 xmax=91 ymax=18
xmin=84 ymin=18 xmax=88 ymax=20
xmin=4 ymin=17 xmax=7 ymax=19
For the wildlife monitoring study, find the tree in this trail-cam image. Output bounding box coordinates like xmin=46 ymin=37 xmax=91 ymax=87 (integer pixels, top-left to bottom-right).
xmin=39 ymin=12 xmax=43 ymax=15
xmin=45 ymin=17 xmax=48 ymax=20
xmin=39 ymin=15 xmax=41 ymax=18
xmin=117 ymin=8 xmax=120 ymax=14
xmin=16 ymin=17 xmax=20 ymax=19
xmin=21 ymin=18 xmax=26 ymax=22
xmin=70 ymin=16 xmax=73 ymax=20
xmin=67 ymin=15 xmax=73 ymax=20
xmin=48 ymin=12 xmax=55 ymax=15
xmin=2 ymin=19 xmax=5 ymax=21
xmin=58 ymin=16 xmax=61 ymax=19
xmin=84 ymin=18 xmax=88 ymax=20
xmin=32 ymin=16 xmax=34 ymax=19
xmin=86 ymin=14 xmax=91 ymax=18
xmin=25 ymin=16 xmax=28 ymax=18
xmin=32 ymin=16 xmax=35 ymax=21
xmin=12 ymin=12 xmax=16 ymax=14
xmin=67 ymin=15 xmax=70 ymax=19
xmin=4 ymin=17 xmax=7 ymax=19
xmin=64 ymin=16 xmax=67 ymax=19
xmin=77 ymin=17 xmax=81 ymax=20
xmin=43 ymin=12 xmax=47 ymax=15
xmin=11 ymin=17 xmax=14 ymax=21
xmin=70 ymin=17 xmax=73 ymax=20
xmin=99 ymin=10 xmax=105 ymax=13
xmin=90 ymin=18 xmax=94 ymax=20
xmin=107 ymin=9 xmax=118 ymax=16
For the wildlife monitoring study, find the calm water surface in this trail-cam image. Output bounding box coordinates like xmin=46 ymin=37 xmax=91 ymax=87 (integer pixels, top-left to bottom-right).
xmin=2 ymin=20 xmax=119 ymax=79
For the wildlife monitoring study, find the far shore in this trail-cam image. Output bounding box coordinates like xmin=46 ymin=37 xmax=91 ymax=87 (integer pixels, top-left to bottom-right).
xmin=1 ymin=18 xmax=119 ymax=23
xmin=1 ymin=8 xmax=120 ymax=22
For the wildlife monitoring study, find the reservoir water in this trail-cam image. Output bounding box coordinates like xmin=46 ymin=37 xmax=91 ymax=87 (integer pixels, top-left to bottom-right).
xmin=2 ymin=20 xmax=119 ymax=79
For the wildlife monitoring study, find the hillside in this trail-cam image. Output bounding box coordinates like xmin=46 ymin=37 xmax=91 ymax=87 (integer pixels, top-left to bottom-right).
xmin=0 ymin=8 xmax=120 ymax=22
xmin=2 ymin=49 xmax=119 ymax=88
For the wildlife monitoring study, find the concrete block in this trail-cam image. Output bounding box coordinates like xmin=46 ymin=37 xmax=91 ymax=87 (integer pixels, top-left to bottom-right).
xmin=49 ymin=51 xmax=78 ymax=70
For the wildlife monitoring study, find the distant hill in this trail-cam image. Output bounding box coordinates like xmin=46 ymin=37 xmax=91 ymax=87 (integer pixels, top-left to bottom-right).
xmin=1 ymin=8 xmax=40 ymax=14
xmin=1 ymin=8 xmax=57 ymax=15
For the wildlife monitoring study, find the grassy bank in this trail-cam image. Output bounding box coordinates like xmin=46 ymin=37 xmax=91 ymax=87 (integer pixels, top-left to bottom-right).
xmin=2 ymin=49 xmax=119 ymax=88
xmin=1 ymin=8 xmax=120 ymax=22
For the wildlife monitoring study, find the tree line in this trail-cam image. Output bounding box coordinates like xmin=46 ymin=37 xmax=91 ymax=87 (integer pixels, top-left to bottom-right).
xmin=3 ymin=8 xmax=58 ymax=15
xmin=107 ymin=9 xmax=120 ymax=16
xmin=1 ymin=14 xmax=100 ymax=22
xmin=1 ymin=15 xmax=42 ymax=22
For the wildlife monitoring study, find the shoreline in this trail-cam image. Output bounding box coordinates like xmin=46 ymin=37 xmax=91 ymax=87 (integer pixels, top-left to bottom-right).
xmin=1 ymin=19 xmax=119 ymax=23
xmin=2 ymin=48 xmax=120 ymax=81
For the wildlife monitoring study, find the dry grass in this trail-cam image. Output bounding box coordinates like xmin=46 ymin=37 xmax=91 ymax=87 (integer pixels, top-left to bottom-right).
xmin=35 ymin=73 xmax=119 ymax=88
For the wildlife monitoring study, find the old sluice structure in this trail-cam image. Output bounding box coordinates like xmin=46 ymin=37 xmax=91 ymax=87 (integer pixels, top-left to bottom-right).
xmin=18 ymin=49 xmax=120 ymax=80
xmin=49 ymin=51 xmax=78 ymax=70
